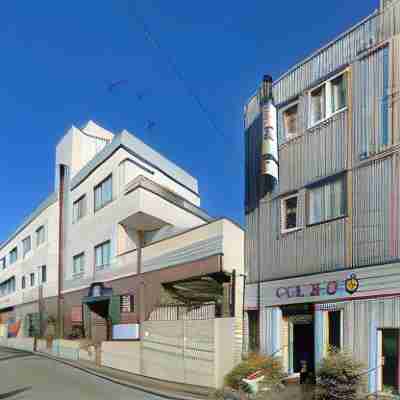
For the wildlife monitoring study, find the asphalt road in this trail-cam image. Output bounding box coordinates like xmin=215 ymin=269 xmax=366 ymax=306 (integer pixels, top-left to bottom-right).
xmin=0 ymin=347 xmax=166 ymax=400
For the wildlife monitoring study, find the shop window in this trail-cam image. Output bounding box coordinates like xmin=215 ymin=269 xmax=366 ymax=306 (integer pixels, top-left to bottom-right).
xmin=247 ymin=310 xmax=259 ymax=352
xmin=328 ymin=311 xmax=342 ymax=349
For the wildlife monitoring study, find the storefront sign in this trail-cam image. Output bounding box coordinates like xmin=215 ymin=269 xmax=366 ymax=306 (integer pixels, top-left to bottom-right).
xmin=276 ymin=274 xmax=359 ymax=300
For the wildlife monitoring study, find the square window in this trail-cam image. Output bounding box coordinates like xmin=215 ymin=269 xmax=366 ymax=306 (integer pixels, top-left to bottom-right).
xmin=308 ymin=177 xmax=346 ymax=225
xmin=283 ymin=104 xmax=299 ymax=140
xmin=281 ymin=194 xmax=299 ymax=233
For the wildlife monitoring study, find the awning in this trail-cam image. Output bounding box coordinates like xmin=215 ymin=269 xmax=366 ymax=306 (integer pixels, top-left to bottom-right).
xmin=82 ymin=295 xmax=110 ymax=305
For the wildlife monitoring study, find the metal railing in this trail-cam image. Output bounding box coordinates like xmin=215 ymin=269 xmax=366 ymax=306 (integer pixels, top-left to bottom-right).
xmin=148 ymin=302 xmax=219 ymax=321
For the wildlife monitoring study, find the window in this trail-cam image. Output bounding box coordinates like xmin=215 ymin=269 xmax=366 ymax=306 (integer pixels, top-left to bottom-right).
xmin=41 ymin=266 xmax=47 ymax=284
xmin=22 ymin=236 xmax=31 ymax=258
xmin=30 ymin=273 xmax=35 ymax=287
xmin=309 ymin=72 xmax=347 ymax=127
xmin=94 ymin=175 xmax=113 ymax=212
xmin=0 ymin=258 xmax=5 ymax=270
xmin=9 ymin=247 xmax=18 ymax=265
xmin=281 ymin=194 xmax=299 ymax=233
xmin=120 ymin=295 xmax=134 ymax=313
xmin=308 ymin=177 xmax=346 ymax=225
xmin=21 ymin=276 xmax=26 ymax=290
xmin=73 ymin=253 xmax=85 ymax=277
xmin=283 ymin=104 xmax=299 ymax=140
xmin=331 ymin=75 xmax=347 ymax=113
xmin=73 ymin=195 xmax=86 ymax=223
xmin=0 ymin=277 xmax=15 ymax=297
xmin=95 ymin=241 xmax=111 ymax=270
xmin=36 ymin=226 xmax=46 ymax=247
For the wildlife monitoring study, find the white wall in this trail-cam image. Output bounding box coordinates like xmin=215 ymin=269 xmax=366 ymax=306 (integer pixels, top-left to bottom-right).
xmin=0 ymin=200 xmax=59 ymax=310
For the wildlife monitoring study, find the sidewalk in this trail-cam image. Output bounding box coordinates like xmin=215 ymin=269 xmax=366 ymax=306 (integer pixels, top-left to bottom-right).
xmin=34 ymin=350 xmax=212 ymax=400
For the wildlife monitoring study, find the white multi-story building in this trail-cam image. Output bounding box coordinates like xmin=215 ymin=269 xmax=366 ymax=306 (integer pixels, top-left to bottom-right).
xmin=0 ymin=120 xmax=244 ymax=345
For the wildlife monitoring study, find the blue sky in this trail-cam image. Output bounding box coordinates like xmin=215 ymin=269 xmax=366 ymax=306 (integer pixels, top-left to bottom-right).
xmin=0 ymin=0 xmax=378 ymax=242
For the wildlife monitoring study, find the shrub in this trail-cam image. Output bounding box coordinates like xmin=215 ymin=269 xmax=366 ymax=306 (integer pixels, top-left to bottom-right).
xmin=316 ymin=348 xmax=365 ymax=400
xmin=224 ymin=353 xmax=284 ymax=390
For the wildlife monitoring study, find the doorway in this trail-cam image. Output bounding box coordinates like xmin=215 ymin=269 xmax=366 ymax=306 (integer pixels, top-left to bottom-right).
xmin=382 ymin=329 xmax=399 ymax=393
xmin=293 ymin=322 xmax=315 ymax=373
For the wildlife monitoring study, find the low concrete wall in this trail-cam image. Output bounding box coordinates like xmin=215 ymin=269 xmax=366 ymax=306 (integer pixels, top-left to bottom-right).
xmin=79 ymin=347 xmax=96 ymax=363
xmin=101 ymin=341 xmax=141 ymax=374
xmin=6 ymin=338 xmax=35 ymax=351
xmin=52 ymin=339 xmax=80 ymax=360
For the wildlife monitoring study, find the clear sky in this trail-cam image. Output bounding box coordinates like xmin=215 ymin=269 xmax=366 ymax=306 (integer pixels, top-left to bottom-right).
xmin=0 ymin=0 xmax=378 ymax=243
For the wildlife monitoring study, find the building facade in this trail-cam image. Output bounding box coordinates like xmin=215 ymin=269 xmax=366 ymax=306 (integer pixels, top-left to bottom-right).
xmin=244 ymin=0 xmax=400 ymax=394
xmin=0 ymin=120 xmax=244 ymax=353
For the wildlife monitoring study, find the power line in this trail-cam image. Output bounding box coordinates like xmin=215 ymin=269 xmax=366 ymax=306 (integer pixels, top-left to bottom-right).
xmin=129 ymin=2 xmax=239 ymax=152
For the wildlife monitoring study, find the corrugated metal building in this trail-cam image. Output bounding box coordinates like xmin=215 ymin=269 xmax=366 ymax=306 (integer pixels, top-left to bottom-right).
xmin=244 ymin=0 xmax=400 ymax=394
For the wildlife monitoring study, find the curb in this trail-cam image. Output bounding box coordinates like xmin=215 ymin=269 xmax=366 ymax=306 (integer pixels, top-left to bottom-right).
xmin=33 ymin=351 xmax=206 ymax=400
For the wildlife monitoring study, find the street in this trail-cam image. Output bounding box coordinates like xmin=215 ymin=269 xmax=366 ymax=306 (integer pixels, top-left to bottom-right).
xmin=0 ymin=347 xmax=166 ymax=400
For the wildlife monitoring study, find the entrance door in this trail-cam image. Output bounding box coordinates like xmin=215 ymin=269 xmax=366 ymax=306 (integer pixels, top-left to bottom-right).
xmin=293 ymin=323 xmax=315 ymax=373
xmin=382 ymin=330 xmax=399 ymax=392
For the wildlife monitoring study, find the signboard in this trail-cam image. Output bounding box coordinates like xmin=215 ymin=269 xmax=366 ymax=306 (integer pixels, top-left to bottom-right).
xmin=112 ymin=324 xmax=139 ymax=340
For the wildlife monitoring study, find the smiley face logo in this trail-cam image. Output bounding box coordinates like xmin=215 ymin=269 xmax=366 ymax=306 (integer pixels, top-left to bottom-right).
xmin=345 ymin=274 xmax=359 ymax=295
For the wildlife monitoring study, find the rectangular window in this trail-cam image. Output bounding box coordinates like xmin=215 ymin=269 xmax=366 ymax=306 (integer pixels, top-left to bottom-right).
xmin=73 ymin=195 xmax=87 ymax=223
xmin=283 ymin=104 xmax=299 ymax=140
xmin=21 ymin=276 xmax=26 ymax=290
xmin=95 ymin=241 xmax=111 ymax=270
xmin=281 ymin=194 xmax=299 ymax=233
xmin=30 ymin=273 xmax=35 ymax=287
xmin=36 ymin=226 xmax=46 ymax=247
xmin=0 ymin=258 xmax=5 ymax=270
xmin=94 ymin=175 xmax=113 ymax=212
xmin=73 ymin=253 xmax=85 ymax=277
xmin=9 ymin=247 xmax=18 ymax=265
xmin=310 ymin=85 xmax=326 ymax=125
xmin=0 ymin=277 xmax=16 ymax=297
xmin=309 ymin=72 xmax=347 ymax=127
xmin=308 ymin=177 xmax=346 ymax=225
xmin=41 ymin=265 xmax=47 ymax=284
xmin=331 ymin=75 xmax=347 ymax=113
xmin=22 ymin=236 xmax=31 ymax=258
xmin=120 ymin=295 xmax=134 ymax=313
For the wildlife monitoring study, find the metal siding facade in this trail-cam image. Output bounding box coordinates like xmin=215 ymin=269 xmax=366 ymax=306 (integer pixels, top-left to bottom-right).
xmin=353 ymin=157 xmax=394 ymax=266
xmin=279 ymin=111 xmax=348 ymax=194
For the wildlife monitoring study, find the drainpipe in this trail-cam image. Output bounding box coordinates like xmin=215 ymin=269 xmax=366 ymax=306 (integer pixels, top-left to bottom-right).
xmin=57 ymin=165 xmax=66 ymax=339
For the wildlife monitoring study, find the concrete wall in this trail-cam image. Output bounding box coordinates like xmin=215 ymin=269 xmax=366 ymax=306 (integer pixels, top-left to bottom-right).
xmin=101 ymin=341 xmax=141 ymax=374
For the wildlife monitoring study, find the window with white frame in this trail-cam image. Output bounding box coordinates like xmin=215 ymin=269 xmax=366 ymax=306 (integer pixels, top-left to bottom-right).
xmin=94 ymin=175 xmax=112 ymax=212
xmin=9 ymin=247 xmax=18 ymax=265
xmin=73 ymin=195 xmax=86 ymax=223
xmin=73 ymin=253 xmax=85 ymax=277
xmin=21 ymin=276 xmax=26 ymax=290
xmin=309 ymin=72 xmax=347 ymax=127
xmin=0 ymin=258 xmax=5 ymax=270
xmin=283 ymin=104 xmax=299 ymax=140
xmin=281 ymin=194 xmax=299 ymax=233
xmin=308 ymin=176 xmax=346 ymax=225
xmin=22 ymin=236 xmax=31 ymax=258
xmin=95 ymin=241 xmax=111 ymax=270
xmin=36 ymin=226 xmax=46 ymax=247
